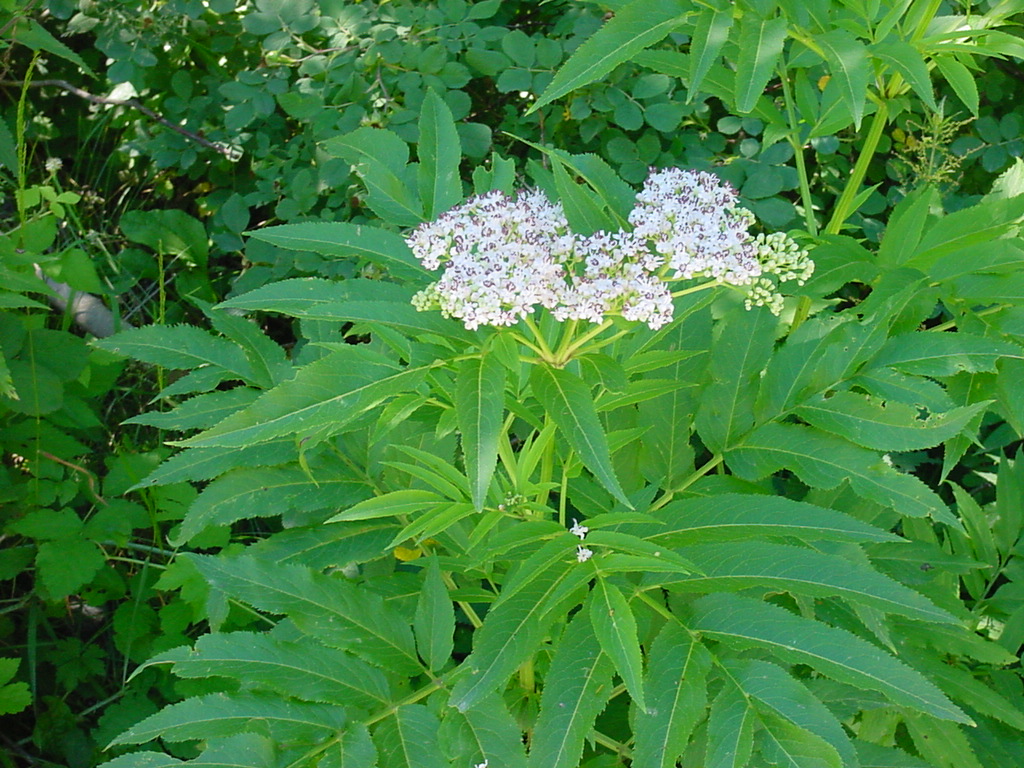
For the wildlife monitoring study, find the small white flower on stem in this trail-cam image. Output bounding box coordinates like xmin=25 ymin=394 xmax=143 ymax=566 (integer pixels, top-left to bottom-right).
xmin=576 ymin=545 xmax=594 ymax=563
xmin=570 ymin=518 xmax=589 ymax=540
xmin=474 ymin=760 xmax=489 ymax=768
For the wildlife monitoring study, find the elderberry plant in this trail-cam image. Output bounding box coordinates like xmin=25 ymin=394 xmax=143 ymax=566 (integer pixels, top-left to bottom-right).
xmin=95 ymin=86 xmax=1024 ymax=768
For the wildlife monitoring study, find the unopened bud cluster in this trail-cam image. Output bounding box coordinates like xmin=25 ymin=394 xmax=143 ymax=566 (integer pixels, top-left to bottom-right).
xmin=408 ymin=168 xmax=812 ymax=329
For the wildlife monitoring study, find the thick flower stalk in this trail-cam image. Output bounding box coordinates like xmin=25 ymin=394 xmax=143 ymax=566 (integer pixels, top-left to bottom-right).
xmin=408 ymin=167 xmax=812 ymax=332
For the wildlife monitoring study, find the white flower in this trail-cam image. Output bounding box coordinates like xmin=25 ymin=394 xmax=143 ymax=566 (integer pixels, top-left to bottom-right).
xmin=576 ymin=545 xmax=594 ymax=563
xmin=570 ymin=518 xmax=589 ymax=539
xmin=45 ymin=157 xmax=63 ymax=173
xmin=474 ymin=761 xmax=489 ymax=768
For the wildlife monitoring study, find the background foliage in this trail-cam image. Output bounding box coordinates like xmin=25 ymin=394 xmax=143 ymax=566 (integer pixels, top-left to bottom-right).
xmin=2 ymin=1 xmax=1024 ymax=767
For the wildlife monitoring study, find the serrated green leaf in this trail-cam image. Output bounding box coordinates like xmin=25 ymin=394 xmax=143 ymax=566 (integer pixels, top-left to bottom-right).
xmin=904 ymin=714 xmax=983 ymax=768
xmin=218 ymin=277 xmax=402 ymax=314
xmin=459 ymin=696 xmax=529 ymax=768
xmin=37 ymin=539 xmax=105 ymax=600
xmin=870 ymin=41 xmax=937 ymax=111
xmin=326 ymin=490 xmax=446 ymax=524
xmin=149 ymin=631 xmax=391 ymax=709
xmin=530 ymin=364 xmax=631 ymax=506
xmin=689 ymin=5 xmax=733 ymax=101
xmin=187 ymin=555 xmax=421 ymax=676
xmin=100 ymin=734 xmax=276 ymax=768
xmin=725 ymin=659 xmax=856 ymax=768
xmin=322 ymin=128 xmax=423 ymax=226
xmin=110 ymin=692 xmax=347 ymax=745
xmin=818 ymin=29 xmax=870 ymax=128
xmin=647 ymin=493 xmax=900 ymax=545
xmin=727 ymin=423 xmax=955 ymax=524
xmin=691 ymin=594 xmax=971 ymax=723
xmin=175 ymin=467 xmax=368 ymax=544
xmin=934 ymin=55 xmax=979 ymax=115
xmin=869 ymin=333 xmax=1024 ymax=377
xmin=451 ymin=549 xmax=585 ymax=711
xmin=414 ymin=557 xmax=454 ymax=673
xmin=667 ymin=541 xmax=957 ymax=624
xmin=734 ymin=16 xmax=788 ymax=114
xmin=552 ymin=159 xmax=614 ymax=234
xmin=177 ymin=347 xmax=433 ymax=449
xmin=854 ymin=741 xmax=930 ymax=768
xmin=756 ymin=710 xmax=843 ymax=768
xmin=125 ymin=388 xmax=261 ymax=431
xmin=95 ymin=324 xmax=255 ymax=382
xmin=695 ymin=304 xmax=776 ymax=452
xmin=588 ymin=579 xmax=645 ymax=711
xmin=14 ymin=18 xmax=97 ymax=76
xmin=632 ymin=624 xmax=711 ymax=768
xmin=129 ymin=441 xmax=297 ymax=489
xmin=418 ymin=89 xmax=463 ymax=219
xmin=373 ymin=705 xmax=446 ymax=768
xmin=795 ymin=392 xmax=991 ymax=452
xmin=455 ymin=355 xmax=506 ymax=511
xmin=250 ymin=520 xmax=397 ymax=571
xmin=320 ymin=722 xmax=378 ymax=768
xmin=705 ymin=684 xmax=756 ymax=768
xmin=532 ymin=0 xmax=688 ymax=111
xmin=527 ymin=612 xmax=614 ymax=768
xmin=199 ymin=301 xmax=292 ymax=389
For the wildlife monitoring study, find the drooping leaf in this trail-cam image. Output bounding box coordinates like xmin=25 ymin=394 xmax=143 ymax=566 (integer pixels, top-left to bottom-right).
xmin=95 ymin=324 xmax=255 ymax=382
xmin=128 ymin=441 xmax=297 ymax=489
xmin=934 ymin=55 xmax=979 ymax=115
xmin=726 ymin=423 xmax=956 ymax=524
xmin=177 ymin=347 xmax=434 ymax=449
xmin=632 ymin=624 xmax=711 ymax=768
xmin=868 ymin=333 xmax=1024 ymax=377
xmin=532 ymin=0 xmax=688 ymax=111
xmin=587 ymin=579 xmax=645 ymax=711
xmin=109 ymin=692 xmax=347 ymax=745
xmin=552 ymin=159 xmax=615 ymax=234
xmin=690 ymin=594 xmax=971 ymax=723
xmin=245 ymin=222 xmax=430 ymax=282
xmin=795 ymin=392 xmax=991 ymax=452
xmin=174 ymin=467 xmax=369 ymax=544
xmin=146 ymin=631 xmax=391 ymax=710
xmin=527 ymin=612 xmax=614 ymax=768
xmin=414 ymin=557 xmax=455 ymax=673
xmin=667 ymin=541 xmax=957 ymax=624
xmin=869 ymin=41 xmax=937 ymax=111
xmin=417 ymin=89 xmax=463 ymax=219
xmin=646 ymin=493 xmax=901 ymax=545
xmin=530 ymin=364 xmax=631 ymax=506
xmin=187 ymin=555 xmax=421 ymax=676
xmin=455 ymin=355 xmax=506 ymax=511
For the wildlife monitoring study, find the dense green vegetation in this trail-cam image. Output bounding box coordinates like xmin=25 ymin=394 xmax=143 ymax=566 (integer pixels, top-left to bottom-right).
xmin=4 ymin=1 xmax=1024 ymax=766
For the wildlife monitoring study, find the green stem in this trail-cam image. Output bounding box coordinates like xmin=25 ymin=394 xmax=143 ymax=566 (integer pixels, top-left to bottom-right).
xmin=555 ymin=318 xmax=613 ymax=362
xmin=929 ymin=305 xmax=1004 ymax=333
xmin=779 ymin=68 xmax=817 ymax=236
xmin=825 ymin=98 xmax=889 ymax=235
xmin=522 ymin=314 xmax=555 ymax=360
xmin=649 ymin=453 xmax=724 ymax=513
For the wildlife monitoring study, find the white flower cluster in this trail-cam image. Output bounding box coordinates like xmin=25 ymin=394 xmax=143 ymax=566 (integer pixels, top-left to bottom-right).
xmin=408 ymin=168 xmax=812 ymax=328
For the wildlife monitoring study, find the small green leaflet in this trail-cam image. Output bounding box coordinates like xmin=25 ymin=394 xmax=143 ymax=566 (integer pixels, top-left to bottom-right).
xmin=417 ymin=89 xmax=463 ymax=219
xmin=587 ymin=579 xmax=645 ymax=711
xmin=705 ymin=684 xmax=756 ymax=768
xmin=458 ymin=695 xmax=529 ymax=768
xmin=95 ymin=324 xmax=255 ymax=382
xmin=531 ymin=0 xmax=688 ymax=111
xmin=373 ymin=704 xmax=447 ymax=768
xmin=690 ymin=594 xmax=971 ymax=724
xmin=631 ymin=624 xmax=711 ymax=768
xmin=868 ymin=332 xmax=1024 ymax=377
xmin=455 ymin=355 xmax=506 ymax=511
xmin=755 ymin=710 xmax=843 ymax=768
xmin=530 ymin=364 xmax=631 ymax=506
xmin=99 ymin=733 xmax=275 ymax=768
xmin=817 ymin=29 xmax=870 ymax=128
xmin=688 ymin=4 xmax=733 ymax=102
xmin=734 ymin=16 xmax=788 ymax=114
xmin=527 ymin=612 xmax=614 ymax=768
xmin=414 ymin=557 xmax=455 ymax=673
